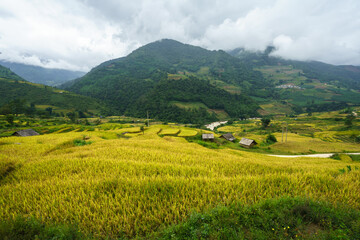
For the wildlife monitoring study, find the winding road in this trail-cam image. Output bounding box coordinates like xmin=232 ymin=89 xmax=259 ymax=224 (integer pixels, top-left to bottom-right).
xmin=268 ymin=153 xmax=360 ymax=158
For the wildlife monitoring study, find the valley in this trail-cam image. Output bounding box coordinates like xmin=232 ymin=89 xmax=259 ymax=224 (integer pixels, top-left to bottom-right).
xmin=0 ymin=39 xmax=359 ymax=239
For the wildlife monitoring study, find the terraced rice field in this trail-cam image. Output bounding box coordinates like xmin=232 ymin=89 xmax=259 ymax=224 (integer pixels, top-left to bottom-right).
xmin=1 ymin=125 xmax=360 ymax=238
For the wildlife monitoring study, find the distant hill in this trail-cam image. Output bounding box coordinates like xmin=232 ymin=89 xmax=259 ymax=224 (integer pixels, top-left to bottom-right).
xmin=0 ymin=60 xmax=85 ymax=86
xmin=228 ymin=47 xmax=360 ymax=115
xmin=63 ymin=39 xmax=268 ymax=122
xmin=0 ymin=64 xmax=105 ymax=114
xmin=228 ymin=47 xmax=360 ymax=90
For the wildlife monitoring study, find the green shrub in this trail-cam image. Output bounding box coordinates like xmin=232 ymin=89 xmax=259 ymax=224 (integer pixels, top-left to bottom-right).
xmin=73 ymin=139 xmax=92 ymax=146
xmin=266 ymin=134 xmax=277 ymax=144
xmin=151 ymin=197 xmax=360 ymax=240
xmin=0 ymin=216 xmax=84 ymax=240
xmin=331 ymin=153 xmax=341 ymax=160
xmin=350 ymin=155 xmax=360 ymax=162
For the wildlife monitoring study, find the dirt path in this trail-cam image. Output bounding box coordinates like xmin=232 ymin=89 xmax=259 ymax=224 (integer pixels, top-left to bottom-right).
xmin=268 ymin=153 xmax=360 ymax=158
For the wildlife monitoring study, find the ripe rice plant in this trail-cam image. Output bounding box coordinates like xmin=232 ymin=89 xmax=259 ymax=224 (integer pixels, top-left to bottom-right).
xmin=315 ymin=132 xmax=341 ymax=142
xmin=0 ymin=126 xmax=359 ymax=239
xmin=159 ymin=127 xmax=181 ymax=135
xmin=177 ymin=128 xmax=198 ymax=137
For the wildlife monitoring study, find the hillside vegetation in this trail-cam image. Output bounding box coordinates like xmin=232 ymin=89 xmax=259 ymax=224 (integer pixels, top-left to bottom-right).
xmin=126 ymin=76 xmax=259 ymax=123
xmin=0 ymin=65 xmax=106 ymax=114
xmin=229 ymin=47 xmax=360 ymax=91
xmin=229 ymin=47 xmax=360 ymax=114
xmin=0 ymin=64 xmax=23 ymax=82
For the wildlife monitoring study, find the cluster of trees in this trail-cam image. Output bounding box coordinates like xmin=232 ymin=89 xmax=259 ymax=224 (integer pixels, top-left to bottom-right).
xmin=345 ymin=113 xmax=357 ymax=127
xmin=126 ymin=77 xmax=260 ymax=123
xmin=0 ymin=75 xmax=107 ymax=117
xmin=129 ymin=104 xmax=217 ymax=125
xmin=306 ymin=101 xmax=349 ymax=115
xmin=0 ymin=99 xmax=37 ymax=116
xmin=0 ymin=98 xmax=94 ymax=127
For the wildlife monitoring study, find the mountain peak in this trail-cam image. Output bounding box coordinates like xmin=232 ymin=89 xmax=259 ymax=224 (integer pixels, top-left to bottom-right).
xmin=129 ymin=39 xmax=203 ymax=56
xmin=154 ymin=38 xmax=183 ymax=44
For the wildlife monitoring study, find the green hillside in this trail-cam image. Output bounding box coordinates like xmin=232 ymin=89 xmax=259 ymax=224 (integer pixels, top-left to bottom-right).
xmin=126 ymin=76 xmax=259 ymax=123
xmin=229 ymin=48 xmax=360 ymax=114
xmin=64 ymin=39 xmax=266 ymax=122
xmin=229 ymin=47 xmax=360 ymax=90
xmin=0 ymin=64 xmax=23 ymax=82
xmin=0 ymin=65 xmax=105 ymax=114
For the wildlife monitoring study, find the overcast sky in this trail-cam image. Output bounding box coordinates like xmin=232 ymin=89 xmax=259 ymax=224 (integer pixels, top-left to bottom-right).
xmin=0 ymin=0 xmax=359 ymax=71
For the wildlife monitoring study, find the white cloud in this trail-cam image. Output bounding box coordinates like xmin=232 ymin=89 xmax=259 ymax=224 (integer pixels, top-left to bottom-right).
xmin=0 ymin=0 xmax=359 ymax=70
xmin=0 ymin=0 xmax=132 ymax=71
xmin=197 ymin=0 xmax=360 ymax=65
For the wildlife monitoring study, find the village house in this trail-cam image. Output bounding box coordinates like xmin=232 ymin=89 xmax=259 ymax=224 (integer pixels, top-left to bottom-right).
xmin=220 ymin=133 xmax=235 ymax=142
xmin=202 ymin=133 xmax=214 ymax=141
xmin=12 ymin=129 xmax=39 ymax=137
xmin=239 ymin=137 xmax=257 ymax=148
xmin=276 ymin=84 xmax=302 ymax=89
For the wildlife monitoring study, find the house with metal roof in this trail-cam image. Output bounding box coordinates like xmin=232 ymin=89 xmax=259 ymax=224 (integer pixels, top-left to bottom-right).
xmin=239 ymin=137 xmax=257 ymax=148
xmin=12 ymin=129 xmax=39 ymax=137
xmin=220 ymin=133 xmax=236 ymax=142
xmin=202 ymin=133 xmax=214 ymax=141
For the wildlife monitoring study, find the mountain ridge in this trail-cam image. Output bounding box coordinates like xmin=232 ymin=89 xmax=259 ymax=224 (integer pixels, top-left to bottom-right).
xmin=0 ymin=60 xmax=85 ymax=86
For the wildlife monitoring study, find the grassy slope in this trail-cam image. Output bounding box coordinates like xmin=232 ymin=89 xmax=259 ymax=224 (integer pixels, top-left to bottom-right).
xmin=255 ymin=65 xmax=360 ymax=112
xmin=0 ymin=77 xmax=105 ymax=113
xmin=1 ymin=125 xmax=360 ymax=239
xmin=170 ymin=101 xmax=230 ymax=119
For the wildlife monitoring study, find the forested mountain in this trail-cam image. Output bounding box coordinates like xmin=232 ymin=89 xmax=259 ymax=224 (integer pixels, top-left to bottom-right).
xmin=64 ymin=39 xmax=268 ymax=122
xmin=0 ymin=60 xmax=85 ymax=86
xmin=0 ymin=64 xmax=105 ymax=115
xmin=63 ymin=39 xmax=359 ymax=121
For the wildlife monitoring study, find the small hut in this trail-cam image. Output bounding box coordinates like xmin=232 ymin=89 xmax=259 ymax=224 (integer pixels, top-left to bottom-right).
xmin=12 ymin=129 xmax=39 ymax=137
xmin=220 ymin=133 xmax=235 ymax=142
xmin=239 ymin=137 xmax=257 ymax=148
xmin=202 ymin=133 xmax=214 ymax=141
